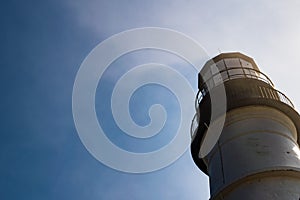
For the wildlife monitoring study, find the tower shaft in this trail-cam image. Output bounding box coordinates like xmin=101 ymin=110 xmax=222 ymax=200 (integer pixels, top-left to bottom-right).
xmin=191 ymin=53 xmax=300 ymax=199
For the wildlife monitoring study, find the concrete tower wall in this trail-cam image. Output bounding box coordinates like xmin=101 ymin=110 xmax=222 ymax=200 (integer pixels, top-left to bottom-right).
xmin=208 ymin=106 xmax=300 ymax=199
xmin=223 ymin=174 xmax=300 ymax=199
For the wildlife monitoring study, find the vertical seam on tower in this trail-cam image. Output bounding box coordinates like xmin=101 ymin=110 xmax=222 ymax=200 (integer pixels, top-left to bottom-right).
xmin=218 ymin=140 xmax=226 ymax=184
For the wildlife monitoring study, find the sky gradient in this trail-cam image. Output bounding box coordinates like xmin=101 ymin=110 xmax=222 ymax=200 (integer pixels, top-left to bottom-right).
xmin=1 ymin=0 xmax=300 ymax=199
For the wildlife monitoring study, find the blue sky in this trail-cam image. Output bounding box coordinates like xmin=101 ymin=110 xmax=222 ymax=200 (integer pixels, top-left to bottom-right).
xmin=1 ymin=0 xmax=300 ymax=199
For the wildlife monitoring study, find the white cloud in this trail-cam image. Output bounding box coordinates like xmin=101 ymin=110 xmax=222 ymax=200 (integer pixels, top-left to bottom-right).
xmin=67 ymin=0 xmax=300 ymax=198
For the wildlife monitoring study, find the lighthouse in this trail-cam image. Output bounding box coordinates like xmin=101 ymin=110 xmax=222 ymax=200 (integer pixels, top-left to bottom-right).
xmin=191 ymin=52 xmax=300 ymax=199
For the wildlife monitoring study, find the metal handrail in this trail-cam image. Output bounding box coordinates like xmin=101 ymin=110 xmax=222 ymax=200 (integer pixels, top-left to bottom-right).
xmin=197 ymin=67 xmax=275 ymax=105
xmin=190 ymin=113 xmax=198 ymax=139
xmin=190 ymin=86 xmax=294 ymax=140
xmin=191 ymin=66 xmax=295 ymax=139
xmin=196 ymin=85 xmax=294 ymax=109
xmin=199 ymin=67 xmax=274 ymax=90
xmin=191 ymin=83 xmax=295 ymax=139
xmin=274 ymin=89 xmax=294 ymax=108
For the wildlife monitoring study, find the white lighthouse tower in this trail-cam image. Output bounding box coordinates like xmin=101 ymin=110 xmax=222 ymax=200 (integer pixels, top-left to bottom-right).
xmin=191 ymin=52 xmax=300 ymax=199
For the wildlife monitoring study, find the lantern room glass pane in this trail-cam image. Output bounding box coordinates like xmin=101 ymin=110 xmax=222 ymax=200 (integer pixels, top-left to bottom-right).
xmin=228 ymin=68 xmax=244 ymax=78
xmin=213 ymin=73 xmax=223 ymax=85
xmin=203 ymin=70 xmax=211 ymax=82
xmin=216 ymin=60 xmax=226 ymax=72
xmin=240 ymin=58 xmax=253 ymax=69
xmin=244 ymin=68 xmax=258 ymax=78
xmin=221 ymin=71 xmax=228 ymax=80
xmin=224 ymin=58 xmax=241 ymax=69
xmin=210 ymin=63 xmax=219 ymax=74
